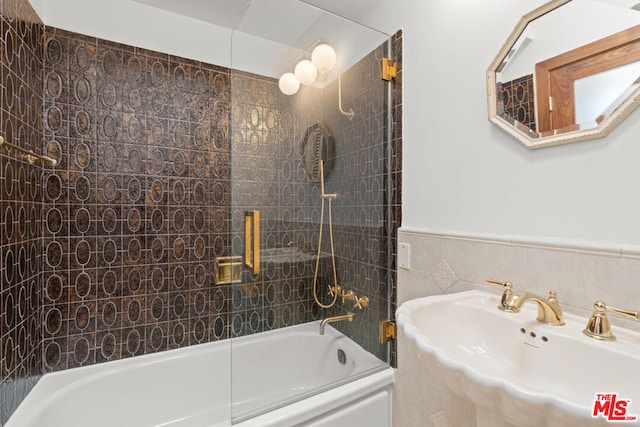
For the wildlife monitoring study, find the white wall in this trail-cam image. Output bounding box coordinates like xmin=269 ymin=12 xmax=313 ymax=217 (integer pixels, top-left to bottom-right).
xmin=357 ymin=4 xmax=640 ymax=424
xmin=31 ymin=0 xmax=233 ymax=68
xmin=28 ymin=0 xmax=43 ymax=15
xmin=362 ymin=0 xmax=640 ymax=249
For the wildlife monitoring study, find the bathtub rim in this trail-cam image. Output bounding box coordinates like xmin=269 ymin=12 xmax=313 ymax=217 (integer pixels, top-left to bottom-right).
xmin=7 ymin=321 xmax=393 ymax=427
xmin=232 ymin=363 xmax=391 ymax=423
xmin=5 ymin=339 xmax=233 ymax=427
xmin=235 ymin=366 xmax=394 ymax=426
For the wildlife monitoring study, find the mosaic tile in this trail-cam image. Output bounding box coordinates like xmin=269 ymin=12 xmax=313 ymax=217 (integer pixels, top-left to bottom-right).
xmin=1 ymin=1 xmax=403 ymax=419
xmin=0 ymin=3 xmax=45 ymax=419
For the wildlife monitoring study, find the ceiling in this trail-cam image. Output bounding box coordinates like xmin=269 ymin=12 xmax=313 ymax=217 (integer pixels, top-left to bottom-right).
xmin=129 ymin=0 xmax=388 ymax=76
xmin=130 ymin=0 xmax=385 ymax=47
xmin=130 ymin=0 xmax=252 ymax=30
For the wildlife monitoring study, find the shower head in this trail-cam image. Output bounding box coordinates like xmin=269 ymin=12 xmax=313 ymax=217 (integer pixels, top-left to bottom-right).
xmin=300 ymin=122 xmax=335 ymax=183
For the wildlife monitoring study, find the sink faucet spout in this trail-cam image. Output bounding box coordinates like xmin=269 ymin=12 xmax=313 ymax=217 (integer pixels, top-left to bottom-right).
xmin=504 ymin=290 xmax=565 ymax=325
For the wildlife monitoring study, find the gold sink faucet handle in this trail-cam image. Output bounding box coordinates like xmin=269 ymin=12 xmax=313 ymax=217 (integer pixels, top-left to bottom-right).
xmin=583 ymin=300 xmax=640 ymax=341
xmin=485 ymin=278 xmax=516 ymax=312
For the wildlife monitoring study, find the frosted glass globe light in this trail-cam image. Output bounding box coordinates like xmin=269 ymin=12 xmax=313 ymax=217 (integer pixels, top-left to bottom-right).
xmin=311 ymin=44 xmax=336 ymax=72
xmin=294 ymin=60 xmax=318 ymax=85
xmin=278 ymin=72 xmax=300 ymax=95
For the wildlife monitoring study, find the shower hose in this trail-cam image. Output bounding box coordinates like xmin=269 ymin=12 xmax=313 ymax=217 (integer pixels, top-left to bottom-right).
xmin=312 ymin=160 xmax=339 ymax=309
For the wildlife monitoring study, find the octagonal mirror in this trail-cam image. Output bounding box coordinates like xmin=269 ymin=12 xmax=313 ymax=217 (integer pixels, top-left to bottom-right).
xmin=487 ymin=0 xmax=640 ymax=149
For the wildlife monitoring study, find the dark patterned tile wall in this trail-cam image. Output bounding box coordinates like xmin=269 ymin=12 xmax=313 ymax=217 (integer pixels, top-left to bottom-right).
xmin=0 ymin=7 xmax=402 ymax=422
xmin=389 ymin=29 xmax=403 ymax=368
xmin=311 ymin=42 xmax=394 ymax=362
xmin=41 ymin=28 xmax=232 ymax=372
xmin=40 ymin=28 xmax=401 ymax=371
xmin=229 ymin=71 xmax=322 ymax=336
xmin=226 ymin=34 xmax=403 ymax=353
xmin=498 ymin=74 xmax=536 ymax=131
xmin=279 ymin=36 xmax=402 ymax=364
xmin=227 ymin=37 xmax=403 ymax=347
xmin=0 ymin=0 xmax=44 ymax=422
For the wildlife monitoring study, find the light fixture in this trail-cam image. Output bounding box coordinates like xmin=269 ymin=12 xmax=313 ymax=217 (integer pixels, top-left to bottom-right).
xmin=278 ymin=72 xmax=300 ymax=95
xmin=279 ymin=43 xmax=336 ymax=96
xmin=311 ymin=43 xmax=337 ymax=72
xmin=278 ymin=42 xmax=353 ymax=120
xmin=294 ymin=59 xmax=317 ymax=85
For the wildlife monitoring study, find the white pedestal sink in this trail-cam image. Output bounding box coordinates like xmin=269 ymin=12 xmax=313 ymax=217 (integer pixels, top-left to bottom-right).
xmin=396 ymin=290 xmax=640 ymax=427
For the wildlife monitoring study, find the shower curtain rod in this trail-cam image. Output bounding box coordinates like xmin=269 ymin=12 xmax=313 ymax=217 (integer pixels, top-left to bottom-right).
xmin=0 ymin=136 xmax=57 ymax=166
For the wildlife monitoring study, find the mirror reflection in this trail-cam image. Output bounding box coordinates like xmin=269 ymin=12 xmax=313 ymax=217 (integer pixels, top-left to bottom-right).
xmin=488 ymin=0 xmax=640 ymax=148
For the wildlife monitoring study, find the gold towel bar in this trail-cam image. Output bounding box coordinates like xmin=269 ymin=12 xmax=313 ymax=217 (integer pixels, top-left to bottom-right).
xmin=0 ymin=136 xmax=57 ymax=166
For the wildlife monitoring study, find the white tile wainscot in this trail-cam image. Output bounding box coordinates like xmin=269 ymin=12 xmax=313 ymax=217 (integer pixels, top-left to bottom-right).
xmin=393 ymin=227 xmax=640 ymax=427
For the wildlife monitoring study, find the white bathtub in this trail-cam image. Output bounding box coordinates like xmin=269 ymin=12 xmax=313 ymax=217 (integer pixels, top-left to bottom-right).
xmin=7 ymin=322 xmax=393 ymax=427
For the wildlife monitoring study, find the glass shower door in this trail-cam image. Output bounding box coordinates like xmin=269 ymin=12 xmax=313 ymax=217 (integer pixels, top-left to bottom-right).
xmin=228 ymin=0 xmax=393 ymax=421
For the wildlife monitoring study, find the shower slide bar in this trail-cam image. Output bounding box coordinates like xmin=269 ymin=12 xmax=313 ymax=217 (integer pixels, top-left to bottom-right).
xmin=0 ymin=136 xmax=57 ymax=166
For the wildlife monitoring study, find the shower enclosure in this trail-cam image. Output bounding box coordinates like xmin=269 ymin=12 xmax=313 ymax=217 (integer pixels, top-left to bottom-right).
xmin=227 ymin=0 xmax=394 ymax=421
xmin=22 ymin=0 xmax=395 ymax=423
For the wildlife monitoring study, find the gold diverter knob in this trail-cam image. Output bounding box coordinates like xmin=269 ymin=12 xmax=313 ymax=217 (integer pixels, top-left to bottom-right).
xmin=583 ymin=301 xmax=640 ymax=341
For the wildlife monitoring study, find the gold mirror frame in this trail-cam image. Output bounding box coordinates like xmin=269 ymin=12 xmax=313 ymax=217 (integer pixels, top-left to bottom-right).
xmin=487 ymin=0 xmax=640 ymax=149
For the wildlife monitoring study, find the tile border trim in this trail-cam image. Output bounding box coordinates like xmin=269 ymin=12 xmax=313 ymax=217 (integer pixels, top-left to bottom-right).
xmin=398 ymin=227 xmax=640 ymax=260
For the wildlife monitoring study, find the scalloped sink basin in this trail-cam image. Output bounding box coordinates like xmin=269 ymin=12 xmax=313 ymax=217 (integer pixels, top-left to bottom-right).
xmin=397 ymin=290 xmax=640 ymax=427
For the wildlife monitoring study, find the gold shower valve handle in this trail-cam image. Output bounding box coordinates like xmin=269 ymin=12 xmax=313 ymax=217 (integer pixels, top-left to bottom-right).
xmin=341 ymin=289 xmax=354 ymax=304
xmin=328 ymin=284 xmax=340 ymax=298
xmin=354 ymin=296 xmax=369 ymax=310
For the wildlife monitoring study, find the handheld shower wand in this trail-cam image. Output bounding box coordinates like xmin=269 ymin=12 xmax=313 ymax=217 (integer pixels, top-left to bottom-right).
xmin=312 ymin=159 xmax=339 ymax=308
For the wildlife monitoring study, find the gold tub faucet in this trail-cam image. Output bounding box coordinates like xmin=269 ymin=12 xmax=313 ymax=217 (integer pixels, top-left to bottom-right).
xmin=319 ymin=312 xmax=354 ymax=335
